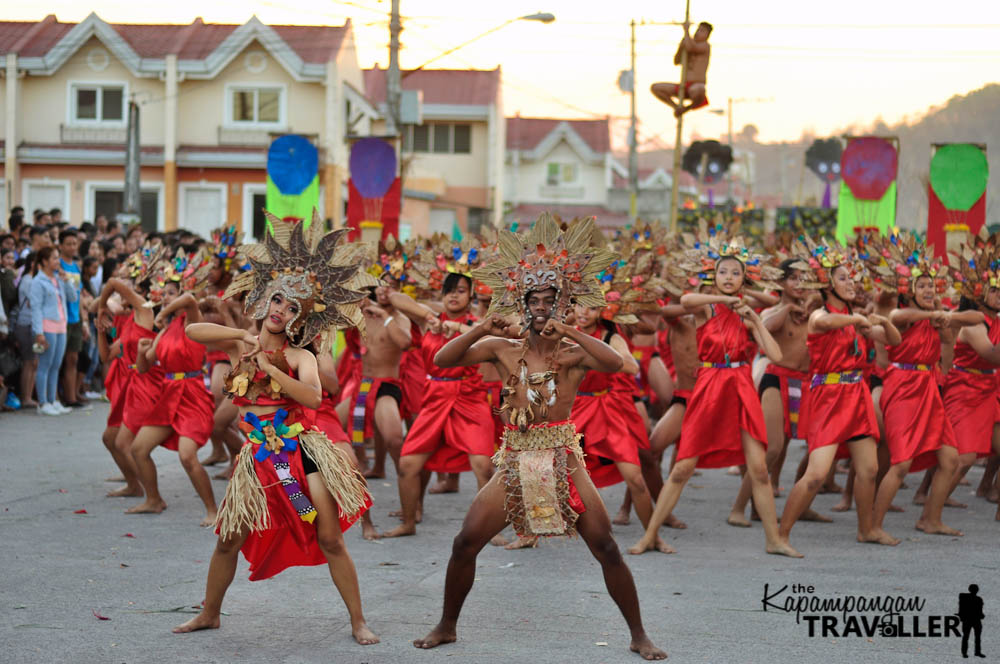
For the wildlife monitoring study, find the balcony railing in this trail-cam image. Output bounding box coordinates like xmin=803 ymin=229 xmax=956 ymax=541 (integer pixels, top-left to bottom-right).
xmin=538 ymin=184 xmax=585 ymax=199
xmin=60 ymin=124 xmax=127 ymax=144
xmin=218 ymin=127 xmax=320 ymax=147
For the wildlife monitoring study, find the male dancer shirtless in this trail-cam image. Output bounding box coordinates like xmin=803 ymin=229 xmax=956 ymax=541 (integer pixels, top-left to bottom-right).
xmin=413 ymin=290 xmax=667 ymax=660
xmin=347 ymin=291 xmax=411 ymax=478
xmin=651 ymin=21 xmax=712 ymax=117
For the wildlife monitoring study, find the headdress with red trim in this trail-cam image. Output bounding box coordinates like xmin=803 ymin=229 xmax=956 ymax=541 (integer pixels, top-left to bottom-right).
xmin=949 ymin=227 xmax=1000 ymax=302
xmin=856 ymin=230 xmax=949 ymax=296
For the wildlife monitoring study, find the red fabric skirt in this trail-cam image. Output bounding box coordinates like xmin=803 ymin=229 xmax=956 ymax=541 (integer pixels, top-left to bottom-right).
xmin=399 ymin=349 xmax=426 ymax=419
xmin=306 ymin=395 xmax=350 ymax=444
xmin=104 ymin=358 xmax=130 ymax=428
xmin=401 ymin=378 xmax=495 ymax=473
xmin=143 ymin=375 xmax=215 ymax=450
xmin=235 ymin=434 xmax=371 ymax=581
xmin=677 ymin=365 xmax=766 ymax=469
xmin=881 ymin=367 xmax=955 ymax=472
xmin=335 ymin=351 xmax=361 ymax=403
xmin=122 ymin=369 xmax=164 ymax=435
xmin=571 ymin=390 xmax=649 ymax=487
xmin=942 ymin=372 xmax=998 ymax=457
xmin=802 ymin=381 xmax=878 ymax=459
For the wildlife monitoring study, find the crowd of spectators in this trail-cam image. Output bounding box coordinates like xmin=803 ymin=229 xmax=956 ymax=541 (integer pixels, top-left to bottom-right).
xmin=0 ymin=205 xmax=150 ymax=414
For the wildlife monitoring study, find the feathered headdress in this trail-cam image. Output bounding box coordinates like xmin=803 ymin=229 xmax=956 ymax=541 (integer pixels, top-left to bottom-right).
xmin=148 ymin=247 xmax=214 ymax=302
xmin=597 ymin=243 xmax=669 ymax=324
xmin=124 ymin=241 xmax=168 ymax=287
xmin=856 ymin=230 xmax=949 ymax=296
xmin=224 ymin=209 xmax=379 ymax=353
xmin=676 ymin=220 xmax=783 ymax=291
xmin=949 ymin=227 xmax=1000 ymax=302
xmin=791 ymin=233 xmax=870 ymax=290
xmin=211 ymin=226 xmax=239 ymax=272
xmin=471 ymin=213 xmax=617 ymax=324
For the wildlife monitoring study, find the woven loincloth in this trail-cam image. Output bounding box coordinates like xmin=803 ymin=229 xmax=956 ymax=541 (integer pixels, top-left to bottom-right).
xmin=493 ymin=421 xmax=585 ymax=538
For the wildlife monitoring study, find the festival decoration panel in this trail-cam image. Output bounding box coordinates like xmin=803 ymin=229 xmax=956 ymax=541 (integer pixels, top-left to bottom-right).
xmin=347 ymin=137 xmax=400 ymax=241
xmin=836 ymin=136 xmax=898 ymax=241
xmin=805 ymin=138 xmax=843 ymax=209
xmin=926 ymin=143 xmax=988 ymax=259
xmin=266 ymin=135 xmax=320 ymax=229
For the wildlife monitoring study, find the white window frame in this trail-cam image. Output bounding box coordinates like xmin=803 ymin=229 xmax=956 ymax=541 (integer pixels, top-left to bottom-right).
xmin=66 ymin=80 xmax=128 ymax=127
xmin=179 ymin=181 xmax=229 ymax=233
xmin=84 ymin=180 xmax=165 ymax=231
xmin=241 ymin=182 xmax=268 ymax=242
xmin=545 ymin=161 xmax=580 ymax=186
xmin=22 ymin=178 xmax=71 ymax=220
xmin=224 ymin=83 xmax=287 ymax=130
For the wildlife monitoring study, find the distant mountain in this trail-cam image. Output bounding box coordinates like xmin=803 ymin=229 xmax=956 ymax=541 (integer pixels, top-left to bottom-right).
xmin=629 ymin=83 xmax=999 ymax=229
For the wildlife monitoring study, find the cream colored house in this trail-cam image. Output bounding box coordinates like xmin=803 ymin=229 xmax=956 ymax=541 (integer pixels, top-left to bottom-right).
xmin=0 ymin=13 xmax=378 ymax=237
xmin=364 ymin=67 xmax=504 ymax=239
xmin=504 ymin=116 xmax=627 ymax=230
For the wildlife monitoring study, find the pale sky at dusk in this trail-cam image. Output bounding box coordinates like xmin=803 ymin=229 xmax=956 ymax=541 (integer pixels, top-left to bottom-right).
xmin=7 ymin=1 xmax=999 ymax=150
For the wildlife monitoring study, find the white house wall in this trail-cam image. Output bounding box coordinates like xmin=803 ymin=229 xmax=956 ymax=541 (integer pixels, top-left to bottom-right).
xmin=511 ymin=140 xmax=607 ymax=206
xmin=20 ymin=37 xmax=165 ymax=146
xmin=406 ymin=123 xmax=489 ymax=188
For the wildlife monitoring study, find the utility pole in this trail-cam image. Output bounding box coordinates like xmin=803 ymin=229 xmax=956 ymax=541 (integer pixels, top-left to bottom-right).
xmin=726 ymin=96 xmax=733 ymax=204
xmin=669 ymin=0 xmax=691 ymax=232
xmin=386 ymin=0 xmax=402 ymax=136
xmin=122 ymin=98 xmax=141 ymax=228
xmin=628 ymin=19 xmax=638 ymax=223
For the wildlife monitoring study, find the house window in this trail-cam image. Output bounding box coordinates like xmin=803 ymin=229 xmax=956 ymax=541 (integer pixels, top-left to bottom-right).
xmin=546 ymin=162 xmax=578 ymax=186
xmin=71 ymin=84 xmax=125 ymax=123
xmin=403 ymin=123 xmax=472 ymax=154
xmin=229 ymin=86 xmax=284 ymax=126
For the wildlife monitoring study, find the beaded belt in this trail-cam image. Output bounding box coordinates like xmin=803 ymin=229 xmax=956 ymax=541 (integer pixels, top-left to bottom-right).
xmin=810 ymin=370 xmax=864 ymax=388
xmin=701 ymin=361 xmax=746 ymax=369
xmin=166 ymin=370 xmax=203 ymax=380
xmin=429 ymin=376 xmax=466 ymax=382
xmin=890 ymin=362 xmax=932 ymax=371
xmin=578 ymin=388 xmax=609 ymax=397
xmin=953 ymin=365 xmax=996 ymax=375
xmin=128 ymin=363 xmax=137 ymax=370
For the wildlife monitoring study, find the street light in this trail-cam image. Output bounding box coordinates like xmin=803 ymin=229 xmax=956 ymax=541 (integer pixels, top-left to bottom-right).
xmin=402 ymin=12 xmax=555 ymax=78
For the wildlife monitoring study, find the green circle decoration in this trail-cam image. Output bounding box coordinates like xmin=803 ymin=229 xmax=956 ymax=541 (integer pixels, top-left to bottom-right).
xmin=930 ymin=144 xmax=989 ymax=211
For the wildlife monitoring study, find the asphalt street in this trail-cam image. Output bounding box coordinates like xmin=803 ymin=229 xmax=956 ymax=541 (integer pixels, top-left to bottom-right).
xmin=1 ymin=403 xmax=996 ymax=664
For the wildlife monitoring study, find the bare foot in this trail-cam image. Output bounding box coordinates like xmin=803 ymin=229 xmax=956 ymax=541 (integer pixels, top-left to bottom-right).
xmin=766 ymin=539 xmax=804 ymax=558
xmin=173 ymin=612 xmax=219 ymax=633
xmin=362 ymin=521 xmax=380 ymax=541
xmin=388 ymin=509 xmax=422 ymax=523
xmin=800 ymin=508 xmax=833 ymax=523
xmin=653 ymin=536 xmax=675 ymax=554
xmin=976 ymin=487 xmax=999 ymax=503
xmin=888 ymin=503 xmax=904 ymax=513
xmin=958 ymin=477 xmax=971 ymax=486
xmin=726 ymin=465 xmax=742 ymax=476
xmin=831 ymin=499 xmax=852 ymax=512
xmin=944 ymin=497 xmax=967 ymax=509
xmin=213 ymin=465 xmax=234 ymax=481
xmin=664 ymin=513 xmax=687 ymax=529
xmin=22 ymin=400 xmax=39 ymax=409
xmin=489 ymin=534 xmax=508 ymax=547
xmin=106 ymin=485 xmax=143 ymax=498
xmin=915 ymin=519 xmax=963 ymax=536
xmin=125 ymin=500 xmax=167 ymax=514
xmin=200 ymin=512 xmax=218 ymax=528
xmin=363 ymin=468 xmax=385 ymax=479
xmin=630 ymin=634 xmax=668 ymax=660
xmin=413 ymin=624 xmax=457 ymax=649
xmin=427 ymin=477 xmax=459 ymax=494
xmin=627 ymin=537 xmax=660 ymax=555
xmin=727 ymin=512 xmax=751 ymax=528
xmin=858 ymin=528 xmax=900 ymax=546
xmin=912 ymin=492 xmax=927 ymax=506
xmin=352 ymin=622 xmax=380 ymax=645
xmin=381 ymin=523 xmax=416 ymax=538
xmin=105 ymin=474 xmax=126 ymax=482
xmin=613 ymin=507 xmax=632 ymax=526
xmin=200 ymin=453 xmax=229 ymax=466
xmin=504 ymin=535 xmax=538 ymax=550
xmin=818 ymin=481 xmax=843 ymax=494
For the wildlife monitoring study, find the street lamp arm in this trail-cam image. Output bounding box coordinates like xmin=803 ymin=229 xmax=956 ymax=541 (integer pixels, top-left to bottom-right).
xmin=401 ymin=13 xmax=554 ymax=79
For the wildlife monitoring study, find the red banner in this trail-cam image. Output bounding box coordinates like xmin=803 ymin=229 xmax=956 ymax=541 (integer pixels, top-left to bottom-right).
xmin=926 ymin=184 xmax=986 ymax=262
xmin=346 ymin=178 xmax=401 ymax=241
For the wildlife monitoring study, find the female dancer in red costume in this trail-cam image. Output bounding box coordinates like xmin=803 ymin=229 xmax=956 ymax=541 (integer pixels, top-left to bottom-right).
xmin=384 ymin=273 xmax=497 ymax=538
xmin=630 ymin=254 xmax=799 ymax=557
xmin=96 ymin=291 xmax=135 ymax=492
xmin=873 ymin=270 xmax=977 ymax=538
xmin=98 ymin=273 xmax=158 ymax=498
xmin=778 ymin=259 xmax=902 ymax=552
xmin=173 ymin=217 xmax=377 ymax=645
xmin=126 ymin=284 xmax=217 ymax=525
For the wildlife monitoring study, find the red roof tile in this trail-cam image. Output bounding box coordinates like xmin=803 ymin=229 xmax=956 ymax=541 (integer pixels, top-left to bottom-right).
xmin=506 ymin=116 xmax=610 ymax=154
xmin=0 ymin=17 xmax=348 ymax=63
xmin=363 ymin=67 xmax=500 ymax=106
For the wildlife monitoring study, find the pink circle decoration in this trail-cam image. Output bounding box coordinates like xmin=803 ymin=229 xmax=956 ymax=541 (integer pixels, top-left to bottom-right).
xmin=840 ymin=137 xmax=898 ymax=201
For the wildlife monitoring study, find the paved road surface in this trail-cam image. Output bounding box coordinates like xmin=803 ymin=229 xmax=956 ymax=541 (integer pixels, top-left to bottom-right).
xmin=1 ymin=403 xmax=995 ymax=663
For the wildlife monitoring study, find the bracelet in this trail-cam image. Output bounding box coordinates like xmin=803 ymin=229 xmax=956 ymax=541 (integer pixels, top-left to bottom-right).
xmin=383 ymin=316 xmax=393 ymax=328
